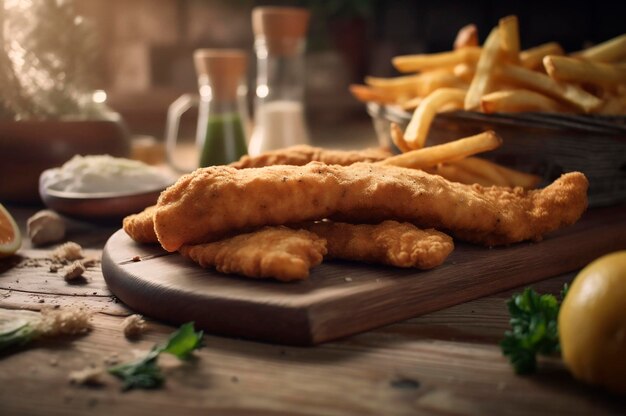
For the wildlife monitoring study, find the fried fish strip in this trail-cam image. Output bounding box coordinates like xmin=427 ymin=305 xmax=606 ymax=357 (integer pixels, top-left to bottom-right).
xmin=154 ymin=162 xmax=588 ymax=251
xmin=179 ymin=226 xmax=327 ymax=282
xmin=230 ymin=145 xmax=392 ymax=169
xmin=302 ymin=220 xmax=454 ymax=269
xmin=122 ymin=205 xmax=158 ymax=243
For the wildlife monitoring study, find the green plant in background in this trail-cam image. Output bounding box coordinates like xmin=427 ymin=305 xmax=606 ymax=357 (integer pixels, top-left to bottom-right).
xmin=0 ymin=0 xmax=106 ymax=120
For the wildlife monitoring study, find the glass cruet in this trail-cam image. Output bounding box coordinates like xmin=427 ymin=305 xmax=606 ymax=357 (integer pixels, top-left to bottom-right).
xmin=248 ymin=6 xmax=311 ymax=156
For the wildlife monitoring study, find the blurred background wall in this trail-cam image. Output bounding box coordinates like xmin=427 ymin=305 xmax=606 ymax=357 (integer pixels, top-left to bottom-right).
xmin=75 ymin=0 xmax=626 ymax=138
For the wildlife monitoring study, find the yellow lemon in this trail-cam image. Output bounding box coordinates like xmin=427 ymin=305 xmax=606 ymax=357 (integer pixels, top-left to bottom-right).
xmin=558 ymin=251 xmax=626 ymax=394
xmin=0 ymin=203 xmax=21 ymax=257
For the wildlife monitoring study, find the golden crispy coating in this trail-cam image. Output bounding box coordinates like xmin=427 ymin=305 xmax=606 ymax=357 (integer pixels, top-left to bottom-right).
xmin=178 ymin=226 xmax=327 ymax=282
xmin=229 ymin=145 xmax=392 ymax=169
xmin=122 ymin=205 xmax=158 ymax=244
xmin=303 ymin=220 xmax=453 ymax=269
xmin=155 ymin=162 xmax=588 ymax=252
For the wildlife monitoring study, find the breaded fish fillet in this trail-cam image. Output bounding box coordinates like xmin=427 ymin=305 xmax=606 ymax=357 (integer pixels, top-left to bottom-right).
xmin=121 ymin=209 xmax=452 ymax=270
xmin=155 ymin=162 xmax=588 ymax=252
xmin=303 ymin=220 xmax=453 ymax=269
xmin=230 ymin=144 xmax=392 ymax=169
xmin=179 ymin=226 xmax=327 ymax=281
xmin=122 ymin=205 xmax=158 ymax=243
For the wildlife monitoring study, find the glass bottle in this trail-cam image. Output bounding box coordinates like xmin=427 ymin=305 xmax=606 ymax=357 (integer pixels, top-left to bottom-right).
xmin=165 ymin=49 xmax=249 ymax=171
xmin=248 ymin=6 xmax=311 ymax=156
xmin=194 ymin=50 xmax=249 ymax=167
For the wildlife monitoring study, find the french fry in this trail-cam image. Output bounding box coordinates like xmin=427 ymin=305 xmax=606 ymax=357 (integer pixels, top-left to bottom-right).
xmin=480 ymin=89 xmax=572 ymax=113
xmin=392 ymin=47 xmax=481 ymax=73
xmin=364 ymin=74 xmax=422 ymax=100
xmin=454 ymin=24 xmax=479 ymax=50
xmin=453 ymin=63 xmax=476 ymax=82
xmin=425 ymin=163 xmax=492 ymax=187
xmin=453 ymin=157 xmax=542 ymax=189
xmin=520 ymin=42 xmax=564 ymax=70
xmin=597 ymin=94 xmax=626 ymax=115
xmin=414 ymin=69 xmax=467 ymax=97
xmin=497 ymin=63 xmax=603 ymax=112
xmin=404 ymin=88 xmax=467 ymax=149
xmin=389 ymin=122 xmax=413 ymax=153
xmin=543 ymin=55 xmax=626 ymax=87
xmin=453 ymin=157 xmax=508 ymax=185
xmin=378 ymin=130 xmax=502 ymax=169
xmin=499 ymin=15 xmax=520 ymax=64
xmin=349 ymin=84 xmax=398 ymax=105
xmin=400 ymin=96 xmax=423 ymax=111
xmin=571 ymin=34 xmax=626 ymax=63
xmin=464 ymin=27 xmax=501 ymax=110
xmin=365 ymin=74 xmax=422 ymax=88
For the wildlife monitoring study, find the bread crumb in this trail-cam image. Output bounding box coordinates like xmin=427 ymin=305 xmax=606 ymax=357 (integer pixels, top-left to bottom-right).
xmin=68 ymin=365 xmax=105 ymax=386
xmin=122 ymin=314 xmax=147 ymax=339
xmin=53 ymin=242 xmax=83 ymax=262
xmin=27 ymin=210 xmax=66 ymax=246
xmin=63 ymin=261 xmax=86 ymax=281
xmin=81 ymin=256 xmax=99 ymax=268
xmin=103 ymin=353 xmax=120 ymax=366
xmin=36 ymin=307 xmax=92 ymax=336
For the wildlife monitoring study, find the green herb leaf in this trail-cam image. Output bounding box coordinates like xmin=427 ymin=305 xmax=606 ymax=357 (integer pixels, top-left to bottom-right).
xmin=108 ymin=322 xmax=203 ymax=391
xmin=108 ymin=347 xmax=164 ymax=391
xmin=0 ymin=322 xmax=38 ymax=351
xmin=159 ymin=322 xmax=204 ymax=359
xmin=500 ymin=286 xmax=566 ymax=374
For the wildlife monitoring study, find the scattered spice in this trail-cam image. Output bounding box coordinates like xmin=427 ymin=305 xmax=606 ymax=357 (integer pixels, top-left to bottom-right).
xmin=81 ymin=257 xmax=99 ymax=268
xmin=121 ymin=314 xmax=148 ymax=339
xmin=68 ymin=365 xmax=105 ymax=386
xmin=0 ymin=307 xmax=92 ymax=351
xmin=53 ymin=242 xmax=84 ymax=262
xmin=63 ymin=261 xmax=86 ymax=281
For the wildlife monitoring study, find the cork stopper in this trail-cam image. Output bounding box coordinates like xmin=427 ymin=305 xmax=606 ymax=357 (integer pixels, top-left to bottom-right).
xmin=252 ymin=6 xmax=310 ymax=56
xmin=193 ymin=49 xmax=247 ymax=101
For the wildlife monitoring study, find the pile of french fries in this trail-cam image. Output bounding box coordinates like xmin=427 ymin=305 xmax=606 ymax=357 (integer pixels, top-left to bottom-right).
xmin=351 ymin=16 xmax=625 ymax=189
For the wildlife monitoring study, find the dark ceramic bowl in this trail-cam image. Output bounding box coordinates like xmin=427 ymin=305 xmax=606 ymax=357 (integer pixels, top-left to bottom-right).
xmin=39 ymin=175 xmax=166 ymax=222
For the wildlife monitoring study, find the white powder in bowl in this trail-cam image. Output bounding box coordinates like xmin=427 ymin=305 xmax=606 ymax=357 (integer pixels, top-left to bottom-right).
xmin=42 ymin=155 xmax=173 ymax=194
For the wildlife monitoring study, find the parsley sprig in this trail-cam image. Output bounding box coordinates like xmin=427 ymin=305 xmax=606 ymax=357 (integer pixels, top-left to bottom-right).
xmin=108 ymin=322 xmax=203 ymax=391
xmin=500 ymin=285 xmax=568 ymax=374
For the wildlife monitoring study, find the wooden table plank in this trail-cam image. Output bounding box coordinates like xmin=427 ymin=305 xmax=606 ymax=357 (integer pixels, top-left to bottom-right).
xmin=1 ymin=273 xmax=624 ymax=416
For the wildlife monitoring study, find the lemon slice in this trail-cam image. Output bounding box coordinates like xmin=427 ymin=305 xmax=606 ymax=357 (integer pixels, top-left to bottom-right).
xmin=0 ymin=203 xmax=21 ymax=257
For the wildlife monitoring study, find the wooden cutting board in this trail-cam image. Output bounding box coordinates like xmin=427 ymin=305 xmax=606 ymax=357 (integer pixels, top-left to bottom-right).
xmin=102 ymin=206 xmax=626 ymax=346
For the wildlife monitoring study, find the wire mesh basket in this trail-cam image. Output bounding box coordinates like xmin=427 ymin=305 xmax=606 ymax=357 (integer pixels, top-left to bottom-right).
xmin=367 ymin=102 xmax=626 ymax=207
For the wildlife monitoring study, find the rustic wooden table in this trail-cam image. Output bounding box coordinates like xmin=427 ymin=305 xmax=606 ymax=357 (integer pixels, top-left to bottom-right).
xmin=1 ymin=204 xmax=624 ymax=416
